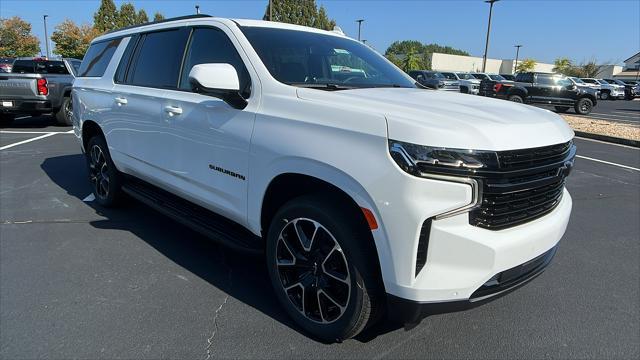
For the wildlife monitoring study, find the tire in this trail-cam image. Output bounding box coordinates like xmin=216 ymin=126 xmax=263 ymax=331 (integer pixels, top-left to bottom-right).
xmin=0 ymin=113 xmax=15 ymax=126
xmin=508 ymin=94 xmax=524 ymax=103
xmin=55 ymin=96 xmax=72 ymax=126
xmin=600 ymin=91 xmax=609 ymax=100
xmin=574 ymin=98 xmax=593 ymax=115
xmin=460 ymin=86 xmax=469 ymax=94
xmin=265 ymin=194 xmax=383 ymax=342
xmin=85 ymin=135 xmax=123 ymax=207
xmin=554 ymin=106 xmax=570 ymax=113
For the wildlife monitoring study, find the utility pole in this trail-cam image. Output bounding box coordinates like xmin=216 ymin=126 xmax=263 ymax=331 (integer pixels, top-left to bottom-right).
xmin=356 ymin=19 xmax=364 ymax=42
xmin=43 ymin=15 xmax=50 ymax=59
xmin=481 ymin=0 xmax=499 ymax=72
xmin=514 ymin=44 xmax=522 ymax=73
xmin=269 ymin=0 xmax=273 ymax=21
xmin=195 ymin=4 xmax=200 ymax=14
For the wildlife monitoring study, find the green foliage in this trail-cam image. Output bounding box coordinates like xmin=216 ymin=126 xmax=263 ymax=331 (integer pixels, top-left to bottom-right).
xmin=385 ymin=40 xmax=469 ymax=71
xmin=153 ymin=12 xmax=165 ymax=22
xmin=578 ymin=61 xmax=604 ymax=78
xmin=51 ymin=19 xmax=100 ymax=59
xmin=263 ymin=0 xmax=337 ymax=31
xmin=515 ymin=58 xmax=537 ymax=73
xmin=553 ymin=57 xmax=573 ymax=75
xmin=118 ymin=3 xmax=137 ymax=28
xmin=0 ymin=17 xmax=40 ymax=57
xmin=93 ymin=0 xmax=118 ymax=33
xmin=136 ymin=9 xmax=149 ymax=25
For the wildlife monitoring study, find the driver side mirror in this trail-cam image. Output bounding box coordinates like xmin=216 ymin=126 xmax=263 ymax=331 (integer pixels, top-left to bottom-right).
xmin=566 ymin=84 xmax=577 ymax=91
xmin=189 ymin=63 xmax=248 ymax=109
xmin=416 ymin=74 xmax=424 ymax=82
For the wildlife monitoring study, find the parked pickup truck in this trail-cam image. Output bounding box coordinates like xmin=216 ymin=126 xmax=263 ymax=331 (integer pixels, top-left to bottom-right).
xmin=581 ymin=78 xmax=624 ymax=100
xmin=488 ymin=72 xmax=598 ymax=115
xmin=440 ymin=72 xmax=480 ymax=94
xmin=0 ymin=57 xmax=80 ymax=125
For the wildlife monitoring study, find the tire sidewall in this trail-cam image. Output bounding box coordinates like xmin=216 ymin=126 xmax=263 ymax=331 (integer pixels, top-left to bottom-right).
xmin=265 ymin=197 xmax=372 ymax=341
xmin=509 ymin=95 xmax=523 ymax=103
xmin=86 ymin=135 xmax=121 ymax=206
xmin=575 ymin=98 xmax=593 ymax=115
xmin=56 ymin=97 xmax=72 ymax=126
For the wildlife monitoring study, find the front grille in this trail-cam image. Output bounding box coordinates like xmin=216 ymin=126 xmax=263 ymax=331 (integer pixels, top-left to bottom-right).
xmin=469 ymin=141 xmax=575 ymax=230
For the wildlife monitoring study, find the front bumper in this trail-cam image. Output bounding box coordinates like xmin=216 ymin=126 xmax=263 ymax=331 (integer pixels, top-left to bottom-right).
xmin=387 ymin=245 xmax=558 ymax=324
xmin=0 ymin=99 xmax=52 ymax=115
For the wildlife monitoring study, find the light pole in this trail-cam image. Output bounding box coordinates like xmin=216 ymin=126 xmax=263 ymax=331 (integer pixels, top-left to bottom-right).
xmin=269 ymin=0 xmax=273 ymax=21
xmin=514 ymin=44 xmax=522 ymax=73
xmin=481 ymin=0 xmax=499 ymax=72
xmin=195 ymin=4 xmax=200 ymax=14
xmin=356 ymin=19 xmax=364 ymax=42
xmin=43 ymin=15 xmax=50 ymax=59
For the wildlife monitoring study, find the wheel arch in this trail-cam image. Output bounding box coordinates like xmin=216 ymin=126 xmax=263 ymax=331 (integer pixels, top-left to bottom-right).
xmin=507 ymin=86 xmax=527 ymax=98
xmin=81 ymin=119 xmax=105 ymax=152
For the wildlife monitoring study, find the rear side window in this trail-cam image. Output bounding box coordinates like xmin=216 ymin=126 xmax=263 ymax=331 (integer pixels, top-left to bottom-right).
xmin=515 ymin=73 xmax=533 ymax=82
xmin=127 ymin=29 xmax=189 ymax=88
xmin=78 ymin=38 xmax=121 ymax=77
xmin=179 ymin=27 xmax=251 ymax=97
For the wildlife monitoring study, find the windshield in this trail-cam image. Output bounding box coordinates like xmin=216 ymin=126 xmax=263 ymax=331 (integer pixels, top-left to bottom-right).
xmin=596 ymin=80 xmax=608 ymax=85
xmin=489 ymin=74 xmax=506 ymax=80
xmin=441 ymin=72 xmax=457 ymax=80
xmin=240 ymin=27 xmax=416 ymax=89
xmin=471 ymin=73 xmax=488 ymax=80
xmin=455 ymin=73 xmax=473 ymax=80
xmin=570 ymin=77 xmax=586 ymax=84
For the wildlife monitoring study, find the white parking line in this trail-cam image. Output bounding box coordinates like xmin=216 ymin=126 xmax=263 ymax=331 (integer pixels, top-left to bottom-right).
xmin=0 ymin=130 xmax=69 ymax=134
xmin=575 ymin=136 xmax=640 ymax=150
xmin=0 ymin=133 xmax=60 ymax=150
xmin=576 ymin=155 xmax=640 ymax=172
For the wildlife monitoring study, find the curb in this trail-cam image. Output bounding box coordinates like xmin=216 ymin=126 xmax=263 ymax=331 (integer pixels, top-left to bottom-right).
xmin=574 ymin=131 xmax=640 ymax=147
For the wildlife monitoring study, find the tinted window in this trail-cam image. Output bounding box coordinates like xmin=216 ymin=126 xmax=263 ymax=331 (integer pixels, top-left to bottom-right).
xmin=441 ymin=73 xmax=457 ymax=80
xmin=241 ymin=27 xmax=415 ymax=89
xmin=179 ymin=27 xmax=251 ymax=97
xmin=536 ymin=74 xmax=554 ymax=85
xmin=78 ymin=38 xmax=121 ymax=77
xmin=128 ymin=29 xmax=189 ymax=88
xmin=11 ymin=60 xmax=69 ymax=74
xmin=515 ymin=73 xmax=533 ymax=82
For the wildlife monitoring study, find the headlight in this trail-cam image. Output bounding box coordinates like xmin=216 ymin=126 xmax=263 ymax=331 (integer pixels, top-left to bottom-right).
xmin=389 ymin=140 xmax=499 ymax=177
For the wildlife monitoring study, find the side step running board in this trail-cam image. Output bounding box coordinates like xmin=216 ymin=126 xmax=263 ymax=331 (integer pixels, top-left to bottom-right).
xmin=121 ymin=178 xmax=263 ymax=254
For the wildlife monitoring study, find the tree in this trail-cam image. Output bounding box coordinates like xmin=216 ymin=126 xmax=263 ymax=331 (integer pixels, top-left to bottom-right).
xmin=153 ymin=12 xmax=165 ymax=22
xmin=0 ymin=17 xmax=40 ymax=57
xmin=553 ymin=57 xmax=573 ymax=75
xmin=136 ymin=9 xmax=149 ymax=24
xmin=117 ymin=3 xmax=137 ymax=28
xmin=515 ymin=58 xmax=537 ymax=73
xmin=385 ymin=40 xmax=468 ymax=71
xmin=94 ymin=0 xmax=119 ymax=33
xmin=579 ymin=61 xmax=605 ymax=78
xmin=402 ymin=47 xmax=422 ymax=72
xmin=263 ymin=0 xmax=337 ymax=31
xmin=51 ymin=19 xmax=100 ymax=59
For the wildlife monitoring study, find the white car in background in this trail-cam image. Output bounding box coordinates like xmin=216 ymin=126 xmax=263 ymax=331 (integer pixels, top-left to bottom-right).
xmin=581 ymin=78 xmax=624 ymax=100
xmin=441 ymin=72 xmax=481 ymax=94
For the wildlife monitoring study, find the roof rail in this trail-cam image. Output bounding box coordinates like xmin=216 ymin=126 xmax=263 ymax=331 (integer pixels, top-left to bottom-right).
xmin=103 ymin=14 xmax=213 ymax=35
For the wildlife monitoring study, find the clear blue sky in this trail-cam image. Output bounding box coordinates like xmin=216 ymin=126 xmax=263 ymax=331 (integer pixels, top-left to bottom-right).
xmin=1 ymin=0 xmax=638 ymax=65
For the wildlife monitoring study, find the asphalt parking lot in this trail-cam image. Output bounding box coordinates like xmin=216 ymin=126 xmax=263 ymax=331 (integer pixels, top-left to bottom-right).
xmin=1 ymin=115 xmax=639 ymax=359
xmin=535 ymin=98 xmax=640 ymax=126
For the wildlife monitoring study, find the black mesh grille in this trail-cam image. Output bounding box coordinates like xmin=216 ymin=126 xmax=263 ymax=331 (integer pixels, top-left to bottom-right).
xmin=469 ymin=141 xmax=575 ymax=230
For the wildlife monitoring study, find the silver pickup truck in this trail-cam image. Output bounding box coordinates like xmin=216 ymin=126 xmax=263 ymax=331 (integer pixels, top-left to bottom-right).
xmin=0 ymin=58 xmax=80 ymax=125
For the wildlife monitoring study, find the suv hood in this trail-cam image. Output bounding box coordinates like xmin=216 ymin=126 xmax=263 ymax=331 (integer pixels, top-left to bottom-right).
xmin=297 ymin=87 xmax=573 ymax=151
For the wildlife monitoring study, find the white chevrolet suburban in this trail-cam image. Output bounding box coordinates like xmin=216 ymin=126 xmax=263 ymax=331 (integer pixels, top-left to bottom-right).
xmin=73 ymin=15 xmax=575 ymax=341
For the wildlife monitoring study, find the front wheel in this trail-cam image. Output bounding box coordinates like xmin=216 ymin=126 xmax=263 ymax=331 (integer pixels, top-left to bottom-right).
xmin=600 ymin=91 xmax=609 ymax=100
xmin=574 ymin=98 xmax=593 ymax=115
xmin=508 ymin=94 xmax=524 ymax=103
xmin=266 ymin=194 xmax=383 ymax=342
xmin=86 ymin=135 xmax=123 ymax=207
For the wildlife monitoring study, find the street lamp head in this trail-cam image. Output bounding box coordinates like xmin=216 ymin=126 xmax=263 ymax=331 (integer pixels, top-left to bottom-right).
xmin=356 ymin=19 xmax=365 ymax=23
xmin=485 ymin=0 xmax=500 ymax=3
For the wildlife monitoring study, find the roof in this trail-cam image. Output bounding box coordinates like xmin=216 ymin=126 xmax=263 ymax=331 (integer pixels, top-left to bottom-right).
xmin=623 ymin=52 xmax=640 ymax=63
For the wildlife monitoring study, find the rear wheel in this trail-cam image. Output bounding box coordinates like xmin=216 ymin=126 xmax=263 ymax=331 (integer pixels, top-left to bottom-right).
xmin=600 ymin=91 xmax=609 ymax=100
xmin=554 ymin=106 xmax=570 ymax=113
xmin=86 ymin=135 xmax=123 ymax=207
xmin=460 ymin=86 xmax=469 ymax=94
xmin=55 ymin=96 xmax=72 ymax=126
xmin=508 ymin=94 xmax=523 ymax=103
xmin=266 ymin=194 xmax=383 ymax=342
xmin=574 ymin=98 xmax=593 ymax=115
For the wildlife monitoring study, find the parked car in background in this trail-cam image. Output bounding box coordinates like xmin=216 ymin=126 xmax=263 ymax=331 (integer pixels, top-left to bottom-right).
xmin=0 ymin=57 xmax=80 ymax=125
xmin=73 ymin=15 xmax=576 ymax=341
xmin=603 ymin=78 xmax=636 ymax=100
xmin=581 ymin=78 xmax=624 ymax=100
xmin=0 ymin=58 xmax=14 ymax=73
xmin=408 ymin=70 xmax=460 ymax=91
xmin=440 ymin=72 xmax=480 ymax=94
xmin=489 ymin=72 xmax=598 ymax=115
xmin=500 ymin=74 xmax=516 ymax=81
xmin=476 ymin=73 xmax=514 ymax=96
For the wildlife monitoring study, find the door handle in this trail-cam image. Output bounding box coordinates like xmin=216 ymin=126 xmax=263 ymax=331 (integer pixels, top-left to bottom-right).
xmin=114 ymin=97 xmax=128 ymax=106
xmin=164 ymin=105 xmax=183 ymax=116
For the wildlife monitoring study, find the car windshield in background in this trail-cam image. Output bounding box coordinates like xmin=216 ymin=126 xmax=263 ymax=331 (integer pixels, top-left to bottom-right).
xmin=431 ymin=72 xmax=446 ymax=79
xmin=11 ymin=60 xmax=69 ymax=74
xmin=489 ymin=74 xmax=506 ymax=80
xmin=441 ymin=73 xmax=457 ymax=80
xmin=596 ymin=80 xmax=609 ymax=85
xmin=471 ymin=74 xmax=488 ymax=79
xmin=571 ymin=77 xmax=586 ymax=84
xmin=240 ymin=26 xmax=416 ymax=89
xmin=455 ymin=73 xmax=473 ymax=80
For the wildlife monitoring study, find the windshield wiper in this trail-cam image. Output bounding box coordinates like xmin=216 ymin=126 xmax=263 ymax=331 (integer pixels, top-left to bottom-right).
xmin=288 ymin=83 xmax=357 ymax=91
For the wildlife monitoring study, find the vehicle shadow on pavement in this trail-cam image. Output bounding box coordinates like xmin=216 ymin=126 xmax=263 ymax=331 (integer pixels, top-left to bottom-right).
xmin=1 ymin=115 xmax=59 ymax=129
xmin=40 ymin=154 xmax=402 ymax=343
